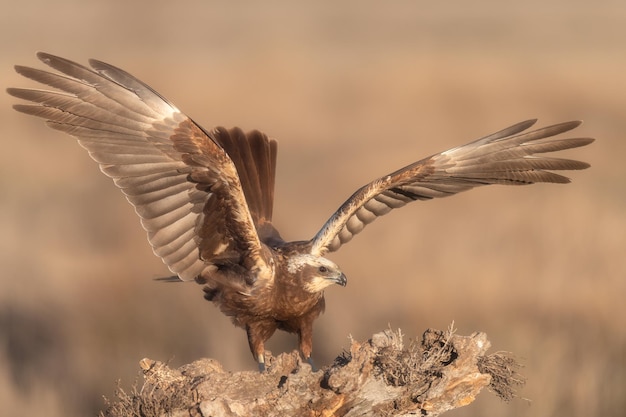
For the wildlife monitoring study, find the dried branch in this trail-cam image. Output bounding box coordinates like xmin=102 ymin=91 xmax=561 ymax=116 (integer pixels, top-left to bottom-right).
xmin=100 ymin=327 xmax=523 ymax=417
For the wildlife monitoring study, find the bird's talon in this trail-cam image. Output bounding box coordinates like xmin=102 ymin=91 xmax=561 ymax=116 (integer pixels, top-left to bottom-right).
xmin=257 ymin=353 xmax=266 ymax=373
xmin=306 ymin=356 xmax=317 ymax=372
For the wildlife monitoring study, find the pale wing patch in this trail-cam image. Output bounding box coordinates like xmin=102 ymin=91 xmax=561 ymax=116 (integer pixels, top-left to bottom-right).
xmin=310 ymin=120 xmax=593 ymax=256
xmin=10 ymin=53 xmax=267 ymax=281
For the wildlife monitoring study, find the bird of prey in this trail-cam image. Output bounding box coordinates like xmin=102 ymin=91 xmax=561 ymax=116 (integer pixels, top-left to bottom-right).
xmin=8 ymin=53 xmax=593 ymax=371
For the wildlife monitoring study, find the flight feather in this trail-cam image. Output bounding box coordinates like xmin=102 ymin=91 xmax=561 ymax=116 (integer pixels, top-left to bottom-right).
xmin=8 ymin=52 xmax=274 ymax=281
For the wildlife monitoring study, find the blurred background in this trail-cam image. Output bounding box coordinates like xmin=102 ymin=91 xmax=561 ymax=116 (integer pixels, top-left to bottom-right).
xmin=1 ymin=1 xmax=624 ymax=416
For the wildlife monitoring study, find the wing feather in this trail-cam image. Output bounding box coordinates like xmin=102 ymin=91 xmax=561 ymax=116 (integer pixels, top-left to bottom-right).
xmin=310 ymin=120 xmax=593 ymax=255
xmin=9 ymin=52 xmax=269 ymax=281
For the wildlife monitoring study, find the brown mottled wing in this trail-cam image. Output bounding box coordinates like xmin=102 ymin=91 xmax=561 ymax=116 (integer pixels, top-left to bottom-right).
xmin=309 ymin=120 xmax=594 ymax=256
xmin=8 ymin=52 xmax=268 ymax=281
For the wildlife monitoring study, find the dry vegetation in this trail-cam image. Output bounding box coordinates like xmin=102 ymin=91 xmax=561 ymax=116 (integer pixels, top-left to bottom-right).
xmin=99 ymin=327 xmax=523 ymax=417
xmin=1 ymin=2 xmax=624 ymax=417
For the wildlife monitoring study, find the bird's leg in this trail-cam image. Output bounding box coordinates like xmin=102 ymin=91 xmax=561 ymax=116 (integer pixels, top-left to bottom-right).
xmin=298 ymin=320 xmax=317 ymax=371
xmin=246 ymin=322 xmax=275 ymax=372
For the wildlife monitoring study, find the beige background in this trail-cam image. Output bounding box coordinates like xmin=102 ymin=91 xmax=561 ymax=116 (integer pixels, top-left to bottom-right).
xmin=1 ymin=1 xmax=624 ymax=416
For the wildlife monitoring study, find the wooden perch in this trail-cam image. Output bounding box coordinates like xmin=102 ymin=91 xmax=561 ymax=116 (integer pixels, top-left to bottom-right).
xmin=100 ymin=327 xmax=524 ymax=417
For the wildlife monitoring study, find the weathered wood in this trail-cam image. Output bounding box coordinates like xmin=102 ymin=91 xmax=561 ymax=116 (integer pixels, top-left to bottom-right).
xmin=100 ymin=327 xmax=523 ymax=417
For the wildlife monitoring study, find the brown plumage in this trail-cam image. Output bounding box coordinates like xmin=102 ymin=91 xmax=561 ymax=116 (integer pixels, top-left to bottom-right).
xmin=8 ymin=53 xmax=594 ymax=371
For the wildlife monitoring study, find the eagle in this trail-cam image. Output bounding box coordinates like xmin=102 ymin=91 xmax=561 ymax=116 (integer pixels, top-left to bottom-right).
xmin=8 ymin=53 xmax=593 ymax=371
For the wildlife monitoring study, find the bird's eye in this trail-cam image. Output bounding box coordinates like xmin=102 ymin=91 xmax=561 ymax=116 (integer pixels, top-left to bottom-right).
xmin=318 ymin=266 xmax=328 ymax=273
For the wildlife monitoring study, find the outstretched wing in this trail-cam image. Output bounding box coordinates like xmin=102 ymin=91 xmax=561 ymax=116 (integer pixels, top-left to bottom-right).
xmin=8 ymin=52 xmax=270 ymax=281
xmin=310 ymin=120 xmax=593 ymax=256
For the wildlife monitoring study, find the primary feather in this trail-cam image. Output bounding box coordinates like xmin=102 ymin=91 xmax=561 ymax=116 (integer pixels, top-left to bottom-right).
xmin=309 ymin=120 xmax=593 ymax=255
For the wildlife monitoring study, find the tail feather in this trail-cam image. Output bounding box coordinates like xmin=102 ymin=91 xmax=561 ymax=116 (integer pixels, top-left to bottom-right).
xmin=211 ymin=127 xmax=278 ymax=227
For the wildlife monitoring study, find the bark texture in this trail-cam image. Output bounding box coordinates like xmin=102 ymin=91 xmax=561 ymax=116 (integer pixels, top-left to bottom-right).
xmin=101 ymin=327 xmax=524 ymax=417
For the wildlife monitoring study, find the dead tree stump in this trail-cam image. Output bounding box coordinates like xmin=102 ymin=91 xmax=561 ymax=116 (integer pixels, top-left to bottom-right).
xmin=101 ymin=327 xmax=524 ymax=417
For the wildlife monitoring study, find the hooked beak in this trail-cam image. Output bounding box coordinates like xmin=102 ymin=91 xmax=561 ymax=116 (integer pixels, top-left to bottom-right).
xmin=331 ymin=272 xmax=347 ymax=287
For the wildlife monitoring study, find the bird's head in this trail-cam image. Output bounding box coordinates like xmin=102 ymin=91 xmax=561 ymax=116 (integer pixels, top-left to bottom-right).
xmin=286 ymin=254 xmax=347 ymax=293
